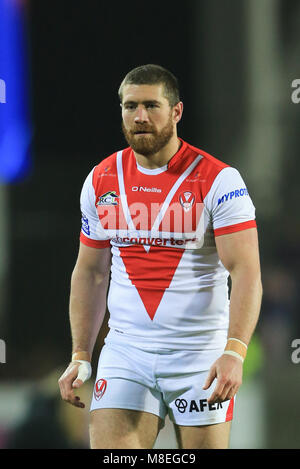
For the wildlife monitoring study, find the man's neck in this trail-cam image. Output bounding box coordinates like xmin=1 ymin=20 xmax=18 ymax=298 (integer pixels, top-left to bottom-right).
xmin=133 ymin=136 xmax=182 ymax=170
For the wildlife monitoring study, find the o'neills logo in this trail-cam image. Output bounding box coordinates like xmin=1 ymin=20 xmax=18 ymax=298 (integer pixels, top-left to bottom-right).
xmin=94 ymin=378 xmax=107 ymax=401
xmin=132 ymin=186 xmax=162 ymax=193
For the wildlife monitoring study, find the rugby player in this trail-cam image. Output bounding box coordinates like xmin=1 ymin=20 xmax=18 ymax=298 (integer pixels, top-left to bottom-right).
xmin=58 ymin=64 xmax=263 ymax=449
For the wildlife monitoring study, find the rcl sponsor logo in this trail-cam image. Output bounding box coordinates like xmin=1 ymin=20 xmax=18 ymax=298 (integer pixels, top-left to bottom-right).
xmin=132 ymin=186 xmax=162 ymax=193
xmin=175 ymin=398 xmax=223 ymax=414
xmin=94 ymin=378 xmax=107 ymax=401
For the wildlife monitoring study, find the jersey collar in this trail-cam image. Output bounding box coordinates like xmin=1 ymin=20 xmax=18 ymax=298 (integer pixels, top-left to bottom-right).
xmin=131 ymin=138 xmax=187 ymax=175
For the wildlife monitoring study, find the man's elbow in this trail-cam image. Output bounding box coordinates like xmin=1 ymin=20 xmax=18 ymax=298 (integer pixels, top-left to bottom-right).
xmin=71 ymin=264 xmax=110 ymax=287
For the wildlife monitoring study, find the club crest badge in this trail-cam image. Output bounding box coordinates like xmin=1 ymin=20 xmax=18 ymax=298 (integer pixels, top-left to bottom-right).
xmin=179 ymin=191 xmax=195 ymax=212
xmin=94 ymin=378 xmax=107 ymax=401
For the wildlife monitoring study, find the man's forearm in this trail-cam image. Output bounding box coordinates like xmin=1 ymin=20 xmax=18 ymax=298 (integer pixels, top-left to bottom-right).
xmin=69 ymin=266 xmax=110 ymax=358
xmin=227 ymin=267 xmax=263 ymax=346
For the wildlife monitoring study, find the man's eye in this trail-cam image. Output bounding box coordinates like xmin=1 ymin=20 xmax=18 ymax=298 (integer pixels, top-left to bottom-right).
xmin=125 ymin=105 xmax=136 ymax=110
xmin=146 ymin=104 xmax=159 ymax=109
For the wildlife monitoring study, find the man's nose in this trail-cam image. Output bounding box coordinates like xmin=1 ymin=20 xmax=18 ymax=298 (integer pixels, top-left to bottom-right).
xmin=134 ymin=105 xmax=149 ymax=123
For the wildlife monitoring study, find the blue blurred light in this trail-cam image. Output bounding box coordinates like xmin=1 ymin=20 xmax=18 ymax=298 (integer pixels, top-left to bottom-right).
xmin=0 ymin=0 xmax=32 ymax=183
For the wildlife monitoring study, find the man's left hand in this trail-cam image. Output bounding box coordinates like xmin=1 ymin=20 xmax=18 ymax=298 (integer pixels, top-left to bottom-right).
xmin=202 ymin=354 xmax=243 ymax=404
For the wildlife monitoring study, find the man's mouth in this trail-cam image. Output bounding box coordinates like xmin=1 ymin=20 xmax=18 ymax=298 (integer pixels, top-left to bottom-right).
xmin=133 ymin=130 xmax=152 ymax=135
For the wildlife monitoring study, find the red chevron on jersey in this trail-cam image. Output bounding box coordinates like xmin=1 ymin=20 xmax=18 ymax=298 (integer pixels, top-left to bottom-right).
xmin=119 ymin=245 xmax=184 ymax=320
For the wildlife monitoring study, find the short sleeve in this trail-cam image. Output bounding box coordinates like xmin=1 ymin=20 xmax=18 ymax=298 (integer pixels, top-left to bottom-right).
xmin=204 ymin=167 xmax=257 ymax=237
xmin=79 ymin=168 xmax=111 ymax=248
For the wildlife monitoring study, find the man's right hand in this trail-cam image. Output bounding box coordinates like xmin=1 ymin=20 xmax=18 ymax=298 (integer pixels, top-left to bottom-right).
xmin=58 ymin=360 xmax=91 ymax=408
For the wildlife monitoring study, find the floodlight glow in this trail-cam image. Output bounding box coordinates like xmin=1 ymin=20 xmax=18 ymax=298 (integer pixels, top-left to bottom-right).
xmin=0 ymin=0 xmax=32 ymax=183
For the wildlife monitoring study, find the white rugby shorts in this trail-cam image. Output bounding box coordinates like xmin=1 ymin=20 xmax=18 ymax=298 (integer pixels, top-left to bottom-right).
xmin=90 ymin=342 xmax=235 ymax=426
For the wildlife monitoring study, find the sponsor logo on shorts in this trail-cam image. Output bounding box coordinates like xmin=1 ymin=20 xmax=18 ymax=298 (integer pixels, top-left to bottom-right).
xmin=179 ymin=191 xmax=195 ymax=213
xmin=94 ymin=378 xmax=107 ymax=401
xmin=175 ymin=398 xmax=223 ymax=413
xmin=175 ymin=399 xmax=188 ymax=413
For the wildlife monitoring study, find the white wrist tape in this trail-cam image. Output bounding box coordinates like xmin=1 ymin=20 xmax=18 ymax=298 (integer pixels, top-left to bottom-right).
xmin=227 ymin=337 xmax=248 ymax=349
xmin=72 ymin=359 xmax=92 ymax=382
xmin=223 ymin=350 xmax=244 ymax=363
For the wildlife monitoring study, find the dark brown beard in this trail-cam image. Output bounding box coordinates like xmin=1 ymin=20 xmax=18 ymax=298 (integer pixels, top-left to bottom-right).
xmin=121 ymin=113 xmax=174 ymax=157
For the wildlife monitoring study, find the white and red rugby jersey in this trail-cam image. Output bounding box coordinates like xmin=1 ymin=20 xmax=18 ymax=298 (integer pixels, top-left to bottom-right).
xmin=80 ymin=138 xmax=257 ymax=350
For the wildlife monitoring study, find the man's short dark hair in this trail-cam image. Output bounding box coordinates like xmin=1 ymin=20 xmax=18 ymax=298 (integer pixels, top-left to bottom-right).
xmin=118 ymin=64 xmax=180 ymax=107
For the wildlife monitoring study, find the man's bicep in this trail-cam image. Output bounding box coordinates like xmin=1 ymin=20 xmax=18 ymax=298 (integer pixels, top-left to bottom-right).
xmin=215 ymin=227 xmax=261 ymax=274
xmin=75 ymin=243 xmax=111 ymax=275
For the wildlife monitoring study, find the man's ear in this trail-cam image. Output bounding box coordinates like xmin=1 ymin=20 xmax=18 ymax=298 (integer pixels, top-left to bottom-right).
xmin=173 ymin=101 xmax=183 ymax=124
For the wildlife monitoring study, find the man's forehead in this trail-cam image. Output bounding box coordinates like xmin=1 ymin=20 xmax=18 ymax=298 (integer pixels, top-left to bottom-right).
xmin=122 ymin=83 xmax=166 ymax=103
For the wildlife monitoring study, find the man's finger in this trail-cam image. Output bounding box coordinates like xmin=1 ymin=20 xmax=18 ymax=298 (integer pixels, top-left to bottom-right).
xmin=71 ymin=396 xmax=85 ymax=408
xmin=202 ymin=366 xmax=216 ymax=390
xmin=207 ymin=378 xmax=226 ymax=404
xmin=65 ymin=390 xmax=85 ymax=408
xmin=73 ymin=378 xmax=83 ymax=389
xmin=218 ymin=382 xmax=233 ymax=402
xmin=225 ymin=384 xmax=239 ymax=402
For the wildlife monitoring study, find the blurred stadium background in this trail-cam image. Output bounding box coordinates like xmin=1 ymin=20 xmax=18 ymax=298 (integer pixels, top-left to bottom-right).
xmin=0 ymin=0 xmax=300 ymax=449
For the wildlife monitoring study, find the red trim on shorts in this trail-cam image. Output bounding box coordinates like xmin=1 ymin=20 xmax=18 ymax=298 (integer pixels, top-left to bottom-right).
xmin=225 ymin=398 xmax=234 ymax=421
xmin=214 ymin=220 xmax=257 ymax=237
xmin=80 ymin=232 xmax=110 ymax=248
